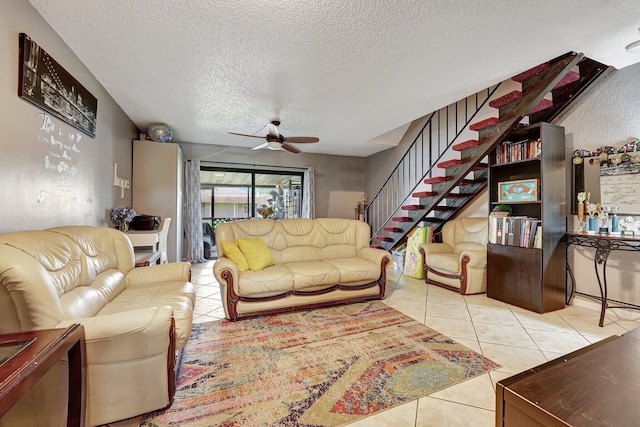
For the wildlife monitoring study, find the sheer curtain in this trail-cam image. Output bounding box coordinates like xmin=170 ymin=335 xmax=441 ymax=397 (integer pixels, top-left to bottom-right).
xmin=184 ymin=159 xmax=206 ymax=262
xmin=302 ymin=166 xmax=315 ymax=219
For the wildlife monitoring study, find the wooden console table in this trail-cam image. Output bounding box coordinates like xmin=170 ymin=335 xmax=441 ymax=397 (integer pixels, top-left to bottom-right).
xmin=496 ymin=328 xmax=640 ymax=426
xmin=566 ymin=231 xmax=640 ymax=326
xmin=0 ymin=324 xmax=86 ymax=427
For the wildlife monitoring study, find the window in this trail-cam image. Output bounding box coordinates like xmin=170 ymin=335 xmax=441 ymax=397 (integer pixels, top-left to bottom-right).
xmin=200 ymin=166 xmax=303 ymax=227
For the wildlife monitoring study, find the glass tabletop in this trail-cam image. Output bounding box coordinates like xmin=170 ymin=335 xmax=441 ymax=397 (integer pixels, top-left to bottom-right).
xmin=0 ymin=339 xmax=34 ymax=367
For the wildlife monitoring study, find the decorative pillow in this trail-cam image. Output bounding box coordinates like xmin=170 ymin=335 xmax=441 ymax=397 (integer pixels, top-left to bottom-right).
xmin=237 ymin=237 xmax=275 ymax=271
xmin=220 ymin=240 xmax=249 ymax=272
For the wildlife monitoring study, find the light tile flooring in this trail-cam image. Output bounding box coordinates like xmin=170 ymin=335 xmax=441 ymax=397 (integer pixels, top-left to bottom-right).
xmin=110 ymin=261 xmax=640 ymax=426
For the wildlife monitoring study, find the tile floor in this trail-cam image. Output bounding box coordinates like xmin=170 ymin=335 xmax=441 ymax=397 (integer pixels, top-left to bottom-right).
xmin=110 ymin=261 xmax=640 ymax=426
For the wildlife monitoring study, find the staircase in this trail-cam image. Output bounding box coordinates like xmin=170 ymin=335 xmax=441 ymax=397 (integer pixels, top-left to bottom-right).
xmin=367 ymin=52 xmax=608 ymax=251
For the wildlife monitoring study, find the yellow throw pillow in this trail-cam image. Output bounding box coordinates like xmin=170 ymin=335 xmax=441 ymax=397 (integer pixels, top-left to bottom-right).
xmin=220 ymin=240 xmax=249 ymax=272
xmin=237 ymin=237 xmax=275 ymax=271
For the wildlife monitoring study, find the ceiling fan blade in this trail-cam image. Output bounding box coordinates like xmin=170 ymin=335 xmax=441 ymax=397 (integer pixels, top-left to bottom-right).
xmin=281 ymin=142 xmax=301 ymax=154
xmin=251 ymin=142 xmax=269 ymax=150
xmin=228 ymin=132 xmax=266 ymax=139
xmin=267 ymin=123 xmax=280 ymax=139
xmin=282 ymin=136 xmax=319 ymax=144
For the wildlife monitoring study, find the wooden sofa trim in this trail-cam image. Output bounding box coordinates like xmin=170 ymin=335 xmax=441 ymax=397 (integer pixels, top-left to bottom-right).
xmin=167 ymin=317 xmax=176 ymax=403
xmin=221 ymin=257 xmax=390 ymax=321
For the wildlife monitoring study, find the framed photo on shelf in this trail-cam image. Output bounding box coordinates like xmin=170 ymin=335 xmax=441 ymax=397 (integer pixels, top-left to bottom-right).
xmin=498 ymin=179 xmax=539 ymax=203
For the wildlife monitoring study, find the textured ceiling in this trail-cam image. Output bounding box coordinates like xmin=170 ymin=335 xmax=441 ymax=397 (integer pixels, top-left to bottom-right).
xmin=29 ymin=0 xmax=640 ymax=157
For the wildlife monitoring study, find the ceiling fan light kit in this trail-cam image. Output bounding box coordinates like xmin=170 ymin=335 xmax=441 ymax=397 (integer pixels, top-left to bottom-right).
xmin=228 ymin=120 xmax=319 ymax=154
xmin=626 ymin=27 xmax=640 ymax=54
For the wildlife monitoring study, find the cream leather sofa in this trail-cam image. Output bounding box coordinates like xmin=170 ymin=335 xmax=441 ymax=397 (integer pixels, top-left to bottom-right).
xmin=419 ymin=217 xmax=488 ymax=295
xmin=213 ymin=218 xmax=391 ymax=321
xmin=0 ymin=226 xmax=195 ymax=427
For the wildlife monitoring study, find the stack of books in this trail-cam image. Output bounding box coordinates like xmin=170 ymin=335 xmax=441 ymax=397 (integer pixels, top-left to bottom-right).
xmin=488 ymin=215 xmax=542 ymax=248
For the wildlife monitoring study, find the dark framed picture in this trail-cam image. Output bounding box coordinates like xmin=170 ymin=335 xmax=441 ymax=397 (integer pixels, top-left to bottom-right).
xmin=498 ymin=179 xmax=539 ymax=203
xmin=18 ymin=33 xmax=97 ymax=138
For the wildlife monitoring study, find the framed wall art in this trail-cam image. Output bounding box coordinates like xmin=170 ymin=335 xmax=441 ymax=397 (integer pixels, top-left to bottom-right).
xmin=18 ymin=33 xmax=97 ymax=138
xmin=498 ymin=179 xmax=539 ymax=203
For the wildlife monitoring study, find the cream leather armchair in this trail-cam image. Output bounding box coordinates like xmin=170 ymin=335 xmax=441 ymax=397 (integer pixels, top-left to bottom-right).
xmin=419 ymin=217 xmax=488 ymax=294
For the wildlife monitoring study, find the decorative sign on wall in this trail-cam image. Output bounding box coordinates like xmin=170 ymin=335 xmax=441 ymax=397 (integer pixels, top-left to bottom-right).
xmin=18 ymin=33 xmax=97 ymax=138
xmin=35 ymin=111 xmax=82 ymax=205
xmin=113 ymin=163 xmax=130 ymax=198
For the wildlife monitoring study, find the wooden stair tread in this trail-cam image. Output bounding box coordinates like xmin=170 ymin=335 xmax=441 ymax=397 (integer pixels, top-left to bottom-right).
xmin=374 ymin=236 xmax=394 ymax=242
xmin=459 ymin=178 xmax=485 ymax=185
xmin=401 ymin=204 xmax=423 ymax=210
xmin=554 ymin=71 xmax=580 ymax=89
xmin=446 ymin=193 xmax=472 ymax=198
xmin=383 ymin=227 xmax=403 ymax=233
xmin=530 ymin=98 xmax=553 ymax=114
xmin=489 ymin=90 xmax=522 ymax=108
xmin=424 ymin=176 xmax=451 ymax=184
xmin=511 ymin=63 xmax=551 ymax=82
xmin=469 ymin=117 xmax=499 ymax=131
xmin=412 ymin=191 xmax=437 ymax=198
xmin=432 ymin=205 xmax=456 ymax=211
xmin=452 ymin=139 xmax=480 ymax=151
xmin=437 ymin=159 xmax=463 ymax=168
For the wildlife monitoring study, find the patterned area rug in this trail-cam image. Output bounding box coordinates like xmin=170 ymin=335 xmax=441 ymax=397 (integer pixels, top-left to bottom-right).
xmin=141 ymin=301 xmax=499 ymax=427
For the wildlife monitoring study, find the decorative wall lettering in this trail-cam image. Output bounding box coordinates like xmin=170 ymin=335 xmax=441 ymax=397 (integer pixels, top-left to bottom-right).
xmin=37 ymin=112 xmax=80 ymax=177
xmin=113 ymin=163 xmax=130 ymax=198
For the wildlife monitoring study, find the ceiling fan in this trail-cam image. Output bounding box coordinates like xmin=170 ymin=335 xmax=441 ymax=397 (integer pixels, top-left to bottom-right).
xmin=228 ymin=120 xmax=319 ymax=153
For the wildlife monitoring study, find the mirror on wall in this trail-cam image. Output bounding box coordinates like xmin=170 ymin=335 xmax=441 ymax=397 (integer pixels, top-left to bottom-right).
xmin=571 ymin=141 xmax=640 ymax=216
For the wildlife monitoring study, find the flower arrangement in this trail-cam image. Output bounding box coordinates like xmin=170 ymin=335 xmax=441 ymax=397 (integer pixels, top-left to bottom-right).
xmin=110 ymin=206 xmax=137 ymax=231
xmin=257 ymin=205 xmax=274 ymax=218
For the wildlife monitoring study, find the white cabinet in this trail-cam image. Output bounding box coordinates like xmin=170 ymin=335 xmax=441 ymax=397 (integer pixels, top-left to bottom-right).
xmin=132 ymin=140 xmax=183 ymax=262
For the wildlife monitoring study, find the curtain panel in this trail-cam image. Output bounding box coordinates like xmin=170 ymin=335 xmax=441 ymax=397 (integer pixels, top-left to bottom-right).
xmin=184 ymin=159 xmax=206 ymax=262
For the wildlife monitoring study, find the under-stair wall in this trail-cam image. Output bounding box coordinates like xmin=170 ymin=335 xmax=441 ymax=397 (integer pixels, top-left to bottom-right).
xmin=366 ymin=52 xmax=608 ymax=251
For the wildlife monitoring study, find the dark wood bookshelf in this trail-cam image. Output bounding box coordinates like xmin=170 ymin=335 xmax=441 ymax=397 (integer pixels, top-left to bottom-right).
xmin=487 ymin=123 xmax=566 ymax=313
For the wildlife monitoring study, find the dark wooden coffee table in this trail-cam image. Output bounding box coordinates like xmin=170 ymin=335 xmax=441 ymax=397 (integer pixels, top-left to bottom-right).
xmin=496 ymin=329 xmax=640 ymax=426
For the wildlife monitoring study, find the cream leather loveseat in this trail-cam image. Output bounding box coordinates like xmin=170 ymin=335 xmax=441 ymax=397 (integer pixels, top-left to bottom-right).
xmin=213 ymin=218 xmax=391 ymax=321
xmin=0 ymin=226 xmax=195 ymax=427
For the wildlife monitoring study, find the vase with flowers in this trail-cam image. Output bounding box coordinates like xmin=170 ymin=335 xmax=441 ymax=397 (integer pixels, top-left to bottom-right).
xmin=110 ymin=206 xmax=137 ymax=232
xmin=257 ymin=205 xmax=274 ymax=219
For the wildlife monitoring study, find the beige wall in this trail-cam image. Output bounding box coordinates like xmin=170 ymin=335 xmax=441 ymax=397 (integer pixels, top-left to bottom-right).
xmin=0 ymin=0 xmax=365 ymax=234
xmin=179 ymin=142 xmax=365 ymax=219
xmin=0 ymin=0 xmax=137 ymax=233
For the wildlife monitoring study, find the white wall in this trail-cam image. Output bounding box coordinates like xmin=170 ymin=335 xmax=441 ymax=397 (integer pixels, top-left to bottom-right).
xmin=0 ymin=0 xmax=137 ymax=232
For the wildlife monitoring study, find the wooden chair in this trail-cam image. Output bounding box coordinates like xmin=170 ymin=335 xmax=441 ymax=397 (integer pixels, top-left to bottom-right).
xmin=158 ymin=217 xmax=172 ymax=264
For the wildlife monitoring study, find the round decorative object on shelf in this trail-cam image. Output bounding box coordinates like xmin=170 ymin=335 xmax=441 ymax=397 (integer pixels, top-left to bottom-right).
xmin=147 ymin=123 xmax=173 ymax=142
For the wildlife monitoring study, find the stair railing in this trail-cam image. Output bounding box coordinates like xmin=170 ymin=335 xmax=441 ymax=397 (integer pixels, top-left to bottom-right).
xmin=365 ymin=84 xmax=501 ymax=240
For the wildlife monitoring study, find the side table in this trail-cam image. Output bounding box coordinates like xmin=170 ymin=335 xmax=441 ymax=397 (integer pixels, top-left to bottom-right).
xmin=566 ymin=231 xmax=640 ymax=326
xmin=0 ymin=324 xmax=86 ymax=427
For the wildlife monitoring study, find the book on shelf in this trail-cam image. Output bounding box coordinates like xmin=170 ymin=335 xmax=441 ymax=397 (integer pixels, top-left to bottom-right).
xmin=488 ymin=216 xmax=541 ymax=248
xmin=494 ymin=138 xmax=542 ymax=165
